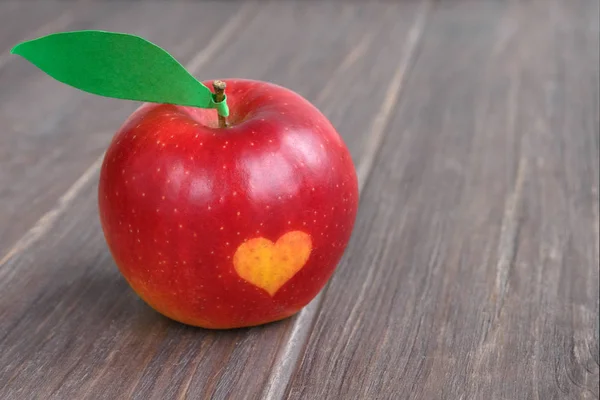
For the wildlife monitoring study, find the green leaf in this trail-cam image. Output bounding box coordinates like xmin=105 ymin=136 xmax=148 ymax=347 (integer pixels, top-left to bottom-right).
xmin=11 ymin=30 xmax=228 ymax=116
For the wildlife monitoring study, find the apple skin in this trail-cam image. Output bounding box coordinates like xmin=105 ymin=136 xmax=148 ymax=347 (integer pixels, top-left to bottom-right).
xmin=98 ymin=79 xmax=358 ymax=329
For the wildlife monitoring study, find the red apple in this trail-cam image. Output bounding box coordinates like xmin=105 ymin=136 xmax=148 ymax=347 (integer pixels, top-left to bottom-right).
xmin=98 ymin=79 xmax=358 ymax=329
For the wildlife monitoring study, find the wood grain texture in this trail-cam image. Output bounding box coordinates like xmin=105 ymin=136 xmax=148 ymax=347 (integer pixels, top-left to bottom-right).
xmin=0 ymin=2 xmax=427 ymax=399
xmin=286 ymin=1 xmax=600 ymax=399
xmin=0 ymin=1 xmax=74 ymax=67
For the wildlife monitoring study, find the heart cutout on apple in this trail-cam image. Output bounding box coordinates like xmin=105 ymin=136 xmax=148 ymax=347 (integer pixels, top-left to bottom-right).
xmin=233 ymin=231 xmax=312 ymax=296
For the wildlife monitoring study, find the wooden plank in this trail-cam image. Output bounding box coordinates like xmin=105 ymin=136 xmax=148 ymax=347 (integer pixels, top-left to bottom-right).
xmin=0 ymin=0 xmax=243 ymax=255
xmin=286 ymin=1 xmax=600 ymax=399
xmin=0 ymin=2 xmax=427 ymax=399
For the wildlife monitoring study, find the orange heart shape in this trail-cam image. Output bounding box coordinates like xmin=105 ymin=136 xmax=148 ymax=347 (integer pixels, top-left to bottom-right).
xmin=233 ymin=231 xmax=312 ymax=296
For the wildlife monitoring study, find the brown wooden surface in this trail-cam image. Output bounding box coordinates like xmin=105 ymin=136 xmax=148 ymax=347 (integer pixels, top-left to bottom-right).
xmin=0 ymin=1 xmax=598 ymax=399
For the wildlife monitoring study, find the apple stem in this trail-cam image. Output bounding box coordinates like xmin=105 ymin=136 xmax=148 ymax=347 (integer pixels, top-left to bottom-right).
xmin=213 ymin=80 xmax=228 ymax=128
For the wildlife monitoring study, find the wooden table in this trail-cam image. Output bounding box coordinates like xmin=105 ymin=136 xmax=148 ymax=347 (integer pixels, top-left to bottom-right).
xmin=1 ymin=1 xmax=598 ymax=399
